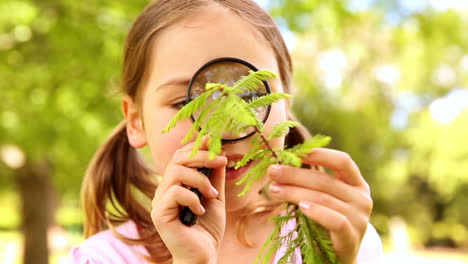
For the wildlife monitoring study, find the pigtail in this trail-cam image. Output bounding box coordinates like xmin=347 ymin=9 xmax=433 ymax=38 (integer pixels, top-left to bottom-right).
xmin=81 ymin=121 xmax=156 ymax=238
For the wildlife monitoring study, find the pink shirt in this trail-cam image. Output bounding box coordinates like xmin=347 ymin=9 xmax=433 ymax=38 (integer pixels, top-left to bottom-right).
xmin=70 ymin=221 xmax=383 ymax=263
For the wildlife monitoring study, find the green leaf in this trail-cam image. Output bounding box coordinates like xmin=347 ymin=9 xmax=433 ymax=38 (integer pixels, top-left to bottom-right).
xmin=181 ymin=96 xmax=221 ymax=144
xmin=277 ymin=150 xmax=302 ymax=167
xmin=235 ymin=149 xmax=264 ymax=169
xmin=266 ymin=120 xmax=300 ymax=140
xmin=287 ymin=134 xmax=331 ymax=157
xmin=162 ymin=89 xmax=215 ymax=133
xmin=205 ymin=83 xmax=227 ymax=90
xmin=236 ymin=158 xmax=274 ymax=196
xmin=231 ymin=70 xmax=277 ymax=94
xmin=248 ymin=92 xmax=291 ymax=110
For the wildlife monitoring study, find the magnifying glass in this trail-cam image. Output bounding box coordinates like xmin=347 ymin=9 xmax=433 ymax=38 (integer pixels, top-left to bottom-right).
xmin=180 ymin=57 xmax=272 ymax=226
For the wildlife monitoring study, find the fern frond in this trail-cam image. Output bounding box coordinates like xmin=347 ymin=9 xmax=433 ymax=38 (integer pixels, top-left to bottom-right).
xmin=277 ymin=237 xmax=301 ymax=264
xmin=266 ymin=120 xmax=300 ymax=141
xmin=230 ymin=70 xmax=276 ymax=94
xmin=181 ymin=95 xmax=222 ymax=144
xmin=297 ymin=211 xmax=320 ymax=264
xmin=189 ymin=126 xmax=208 ymax=158
xmin=277 ymin=150 xmax=303 ymax=167
xmin=308 ymin=217 xmax=337 ymax=264
xmin=224 ymin=94 xmax=259 ymax=131
xmin=297 ymin=210 xmax=338 ymax=264
xmin=236 ymin=158 xmax=273 ymax=196
xmin=162 ymin=89 xmax=215 ymax=133
xmin=287 ymin=135 xmax=331 ymax=156
xmin=205 ymin=83 xmax=227 ymax=90
xmin=207 ymin=135 xmax=223 ymax=160
xmin=256 ymin=221 xmax=282 ymax=264
xmin=235 ymin=149 xmax=264 ymax=169
xmin=248 ymin=92 xmax=291 ymax=110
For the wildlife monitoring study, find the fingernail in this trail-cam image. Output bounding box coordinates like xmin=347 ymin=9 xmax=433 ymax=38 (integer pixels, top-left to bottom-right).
xmin=269 ymin=184 xmax=281 ymax=194
xmin=210 ymin=186 xmax=219 ymax=197
xmin=269 ymin=165 xmax=281 ymax=179
xmin=217 ymin=156 xmax=227 ymax=163
xmin=299 ymin=201 xmax=311 ymax=210
xmin=199 ymin=204 xmax=206 ymax=214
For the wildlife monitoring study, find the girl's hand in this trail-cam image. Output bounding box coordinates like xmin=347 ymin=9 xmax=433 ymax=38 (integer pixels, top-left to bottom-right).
xmin=267 ymin=148 xmax=373 ymax=264
xmin=151 ymin=137 xmax=227 ymax=264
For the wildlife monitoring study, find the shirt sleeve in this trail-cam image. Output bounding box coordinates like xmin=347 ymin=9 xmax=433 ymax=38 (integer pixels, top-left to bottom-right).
xmin=356 ymin=223 xmax=384 ymax=264
xmin=69 ymin=245 xmax=101 ymax=264
xmin=68 ymin=222 xmax=150 ymax=264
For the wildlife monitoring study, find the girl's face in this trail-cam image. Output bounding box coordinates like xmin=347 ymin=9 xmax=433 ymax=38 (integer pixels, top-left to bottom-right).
xmin=125 ymin=5 xmax=288 ymax=212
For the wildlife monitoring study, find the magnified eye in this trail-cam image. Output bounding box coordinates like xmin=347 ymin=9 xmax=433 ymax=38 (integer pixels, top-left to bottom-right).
xmin=238 ymin=87 xmax=268 ymax=118
xmin=239 ymin=90 xmax=265 ymax=101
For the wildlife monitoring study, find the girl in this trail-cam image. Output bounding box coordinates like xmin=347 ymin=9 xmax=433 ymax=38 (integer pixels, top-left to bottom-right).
xmin=70 ymin=0 xmax=383 ymax=263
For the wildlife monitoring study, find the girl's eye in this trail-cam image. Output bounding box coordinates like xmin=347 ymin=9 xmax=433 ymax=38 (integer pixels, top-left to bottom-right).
xmin=172 ymin=100 xmax=187 ymax=109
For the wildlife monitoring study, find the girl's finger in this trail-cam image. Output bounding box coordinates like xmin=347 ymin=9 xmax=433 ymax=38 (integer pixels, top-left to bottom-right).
xmin=302 ymin=148 xmax=368 ymax=189
xmin=152 ymin=185 xmax=205 ymax=225
xmin=269 ymin=184 xmax=348 ymax=215
xmin=269 ymin=184 xmax=370 ymax=232
xmin=268 ymin=165 xmax=359 ymax=204
xmin=158 ymin=164 xmax=220 ymax=199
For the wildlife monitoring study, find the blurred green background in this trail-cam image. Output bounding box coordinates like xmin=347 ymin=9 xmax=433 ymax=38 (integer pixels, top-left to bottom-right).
xmin=1 ymin=0 xmax=467 ymax=263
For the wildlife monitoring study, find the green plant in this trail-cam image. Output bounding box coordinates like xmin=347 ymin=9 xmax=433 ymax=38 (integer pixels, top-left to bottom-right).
xmin=162 ymin=70 xmax=337 ymax=264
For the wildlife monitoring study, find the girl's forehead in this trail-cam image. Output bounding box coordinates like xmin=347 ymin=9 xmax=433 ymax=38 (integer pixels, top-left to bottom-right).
xmin=147 ymin=5 xmax=280 ymax=92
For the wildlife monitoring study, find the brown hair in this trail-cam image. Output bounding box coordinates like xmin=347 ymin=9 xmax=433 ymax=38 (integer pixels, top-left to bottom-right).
xmin=81 ymin=0 xmax=308 ymax=262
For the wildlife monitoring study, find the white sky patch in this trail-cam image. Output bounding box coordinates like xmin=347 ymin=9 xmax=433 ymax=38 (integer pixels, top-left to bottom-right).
xmin=280 ymin=27 xmax=297 ymax=51
xmin=432 ymin=64 xmax=456 ymax=86
xmin=400 ymin=0 xmax=428 ymax=13
xmin=391 ymin=92 xmax=424 ymax=130
xmin=391 ymin=109 xmax=409 ymax=130
xmin=254 ymin=0 xmax=269 ymax=9
xmin=375 ymin=64 xmax=401 ymax=86
xmin=317 ymin=49 xmax=348 ymax=89
xmin=429 ymin=89 xmax=468 ymax=124
xmin=430 ymin=0 xmax=468 ymax=11
xmin=347 ymin=0 xmax=373 ymax=12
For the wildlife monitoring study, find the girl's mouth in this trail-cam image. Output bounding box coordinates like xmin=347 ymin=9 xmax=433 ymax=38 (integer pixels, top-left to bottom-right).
xmin=225 ymin=160 xmax=253 ymax=181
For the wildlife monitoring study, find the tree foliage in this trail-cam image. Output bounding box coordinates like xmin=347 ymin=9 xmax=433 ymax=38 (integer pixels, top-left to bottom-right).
xmin=267 ymin=0 xmax=468 ymax=248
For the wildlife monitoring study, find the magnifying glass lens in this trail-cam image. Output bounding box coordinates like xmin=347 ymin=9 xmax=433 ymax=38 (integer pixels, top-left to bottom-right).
xmin=188 ymin=60 xmax=270 ymax=141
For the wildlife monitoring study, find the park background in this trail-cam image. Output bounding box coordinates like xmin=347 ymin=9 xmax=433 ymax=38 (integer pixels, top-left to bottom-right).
xmin=1 ymin=0 xmax=468 ymax=263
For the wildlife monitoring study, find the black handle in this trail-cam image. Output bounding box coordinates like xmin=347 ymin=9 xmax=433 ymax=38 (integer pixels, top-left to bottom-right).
xmin=180 ymin=167 xmax=213 ymax=226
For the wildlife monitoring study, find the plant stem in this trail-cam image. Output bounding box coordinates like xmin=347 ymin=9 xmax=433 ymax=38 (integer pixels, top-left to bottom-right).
xmin=254 ymin=127 xmax=279 ymax=160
